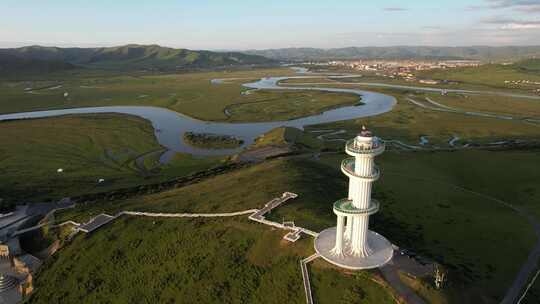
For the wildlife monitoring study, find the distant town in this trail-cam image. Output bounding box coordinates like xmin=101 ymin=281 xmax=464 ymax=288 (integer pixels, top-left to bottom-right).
xmin=302 ymin=59 xmax=540 ymax=94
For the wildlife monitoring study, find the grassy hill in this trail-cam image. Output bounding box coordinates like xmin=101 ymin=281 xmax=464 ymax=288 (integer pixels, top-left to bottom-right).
xmin=0 ymin=44 xmax=274 ymax=73
xmin=0 ymin=53 xmax=76 ymax=76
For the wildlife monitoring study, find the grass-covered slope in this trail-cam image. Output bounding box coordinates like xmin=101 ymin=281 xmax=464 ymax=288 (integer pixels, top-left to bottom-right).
xmin=33 ymin=159 xmax=397 ymax=304
xmin=0 ymin=44 xmax=274 ymax=72
xmin=0 ymin=54 xmax=76 ymax=76
xmin=48 ymin=149 xmax=540 ymax=303
xmin=28 ymin=216 xmax=395 ymax=304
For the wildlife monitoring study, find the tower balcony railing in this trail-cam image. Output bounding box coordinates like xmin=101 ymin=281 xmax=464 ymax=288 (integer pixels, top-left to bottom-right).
xmin=345 ymin=139 xmax=385 ymax=156
xmin=341 ymin=158 xmax=380 ymax=181
xmin=333 ymin=198 xmax=380 ymax=216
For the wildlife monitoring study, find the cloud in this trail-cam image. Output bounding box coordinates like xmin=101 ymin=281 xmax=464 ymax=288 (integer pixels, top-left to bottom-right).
xmin=482 ymin=16 xmax=540 ymax=28
xmin=472 ymin=0 xmax=540 ymax=13
xmin=383 ymin=7 xmax=408 ymax=11
xmin=422 ymin=26 xmax=443 ymax=30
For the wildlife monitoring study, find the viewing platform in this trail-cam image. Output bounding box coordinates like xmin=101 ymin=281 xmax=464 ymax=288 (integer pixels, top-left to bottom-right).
xmin=340 ymin=158 xmax=380 ymax=181
xmin=333 ymin=198 xmax=380 ymax=216
xmin=345 ymin=139 xmax=385 ymax=157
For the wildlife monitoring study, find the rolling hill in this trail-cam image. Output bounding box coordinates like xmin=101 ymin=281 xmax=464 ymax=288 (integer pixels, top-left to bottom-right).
xmin=0 ymin=53 xmax=76 ymax=76
xmin=0 ymin=44 xmax=275 ymax=73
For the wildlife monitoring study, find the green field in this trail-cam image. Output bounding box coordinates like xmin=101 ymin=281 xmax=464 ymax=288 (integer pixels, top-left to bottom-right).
xmin=300 ymin=87 xmax=540 ymax=147
xmin=0 ymin=114 xmax=220 ymax=206
xmin=424 ymin=92 xmax=540 ymax=118
xmin=0 ymin=68 xmax=361 ymax=123
xmin=249 ymin=127 xmax=324 ymax=151
xmin=225 ymin=89 xmax=360 ymax=122
xmin=28 ymin=217 xmax=395 ymax=304
xmin=418 ymin=63 xmax=540 ymax=92
xmin=0 ymin=68 xmax=290 ymax=118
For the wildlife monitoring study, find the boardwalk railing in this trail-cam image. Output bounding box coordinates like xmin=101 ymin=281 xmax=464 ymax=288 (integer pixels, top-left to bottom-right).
xmin=301 ymin=253 xmax=320 ymax=304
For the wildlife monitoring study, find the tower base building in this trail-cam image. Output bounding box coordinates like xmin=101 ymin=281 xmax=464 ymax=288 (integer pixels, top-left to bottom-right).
xmin=314 ymin=127 xmax=393 ymax=270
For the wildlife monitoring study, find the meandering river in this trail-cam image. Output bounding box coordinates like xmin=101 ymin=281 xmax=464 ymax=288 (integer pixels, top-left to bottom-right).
xmin=0 ymin=72 xmax=397 ymax=160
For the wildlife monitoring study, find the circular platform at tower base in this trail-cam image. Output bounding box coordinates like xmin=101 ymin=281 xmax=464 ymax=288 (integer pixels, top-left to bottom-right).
xmin=314 ymin=227 xmax=393 ymax=270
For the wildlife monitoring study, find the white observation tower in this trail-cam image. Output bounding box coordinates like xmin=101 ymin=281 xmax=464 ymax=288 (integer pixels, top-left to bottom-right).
xmin=314 ymin=127 xmax=393 ymax=269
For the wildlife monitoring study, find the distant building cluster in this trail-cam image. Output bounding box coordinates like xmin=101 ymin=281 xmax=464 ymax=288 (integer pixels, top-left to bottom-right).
xmin=504 ymin=80 xmax=540 ymax=94
xmin=326 ymin=59 xmax=481 ymax=73
xmin=305 ymin=59 xmax=481 ymax=84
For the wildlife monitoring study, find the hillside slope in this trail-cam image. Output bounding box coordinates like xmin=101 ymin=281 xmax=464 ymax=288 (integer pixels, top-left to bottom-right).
xmin=0 ymin=44 xmax=274 ymax=71
xmin=0 ymin=53 xmax=76 ymax=75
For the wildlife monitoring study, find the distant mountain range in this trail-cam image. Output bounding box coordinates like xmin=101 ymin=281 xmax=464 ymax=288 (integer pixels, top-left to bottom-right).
xmin=243 ymin=46 xmax=540 ymax=61
xmin=4 ymin=44 xmax=540 ymax=77
xmin=0 ymin=44 xmax=274 ymax=75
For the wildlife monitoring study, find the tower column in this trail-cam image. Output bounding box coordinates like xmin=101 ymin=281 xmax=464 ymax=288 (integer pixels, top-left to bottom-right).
xmin=331 ymin=215 xmax=345 ymax=256
xmin=345 ymin=215 xmax=353 ymax=240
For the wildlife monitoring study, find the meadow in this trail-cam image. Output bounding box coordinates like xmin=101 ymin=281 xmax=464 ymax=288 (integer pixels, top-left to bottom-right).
xmin=0 ymin=114 xmax=220 ymax=206
xmin=32 ymin=193 xmax=395 ymax=303
xmin=0 ymin=68 xmax=361 ymax=123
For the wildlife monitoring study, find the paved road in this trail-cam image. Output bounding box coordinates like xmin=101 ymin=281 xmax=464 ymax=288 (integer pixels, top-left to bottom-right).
xmin=501 ymin=206 xmax=540 ymax=304
xmin=380 ymin=260 xmax=426 ymax=304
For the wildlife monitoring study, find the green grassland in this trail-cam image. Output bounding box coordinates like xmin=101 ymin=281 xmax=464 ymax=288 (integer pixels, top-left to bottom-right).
xmin=249 ymin=126 xmax=324 ymax=150
xmin=418 ymin=63 xmax=540 ymax=91
xmin=225 ymin=89 xmax=360 ymax=122
xmin=46 ymin=148 xmax=540 ymax=303
xmin=424 ymin=92 xmax=540 ymax=118
xmin=0 ymin=68 xmax=292 ymax=116
xmin=298 ymin=86 xmax=540 ymax=146
xmin=266 ymin=151 xmax=539 ymax=303
xmin=32 ymin=205 xmax=394 ymax=303
xmin=0 ymin=114 xmax=220 ymax=205
xmin=0 ymin=68 xmax=363 ymax=123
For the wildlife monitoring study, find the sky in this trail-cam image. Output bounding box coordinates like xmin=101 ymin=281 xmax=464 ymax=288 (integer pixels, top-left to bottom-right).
xmin=1 ymin=0 xmax=540 ymax=49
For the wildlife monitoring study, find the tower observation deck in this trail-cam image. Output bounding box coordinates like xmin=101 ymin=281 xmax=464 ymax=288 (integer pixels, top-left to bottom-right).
xmin=314 ymin=127 xmax=393 ymax=269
